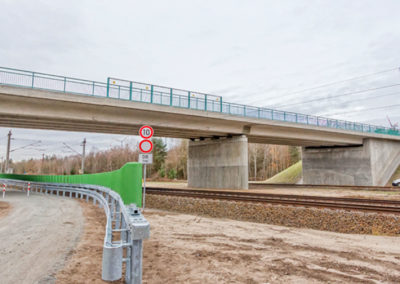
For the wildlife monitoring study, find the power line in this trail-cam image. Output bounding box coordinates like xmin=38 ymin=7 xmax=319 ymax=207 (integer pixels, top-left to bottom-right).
xmin=10 ymin=141 xmax=42 ymax=153
xmin=325 ymin=104 xmax=400 ymax=117
xmin=335 ymin=91 xmax=400 ymax=105
xmin=271 ymin=66 xmax=400 ymax=99
xmin=274 ymin=83 xmax=400 ymax=108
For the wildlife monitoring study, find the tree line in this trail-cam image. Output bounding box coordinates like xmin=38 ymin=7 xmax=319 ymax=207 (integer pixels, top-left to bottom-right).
xmin=8 ymin=139 xmax=299 ymax=181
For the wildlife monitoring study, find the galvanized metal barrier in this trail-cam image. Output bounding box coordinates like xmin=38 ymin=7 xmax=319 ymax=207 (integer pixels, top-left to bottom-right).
xmin=0 ymin=178 xmax=150 ymax=284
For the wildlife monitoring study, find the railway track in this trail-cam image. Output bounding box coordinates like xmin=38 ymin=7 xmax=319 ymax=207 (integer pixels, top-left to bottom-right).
xmin=146 ymin=187 xmax=400 ymax=214
xmin=249 ymin=183 xmax=397 ymax=191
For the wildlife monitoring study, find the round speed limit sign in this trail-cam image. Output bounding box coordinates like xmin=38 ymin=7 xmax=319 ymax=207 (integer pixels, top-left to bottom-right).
xmin=139 ymin=125 xmax=154 ymax=139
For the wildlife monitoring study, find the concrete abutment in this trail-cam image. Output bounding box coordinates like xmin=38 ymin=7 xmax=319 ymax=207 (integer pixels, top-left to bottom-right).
xmin=302 ymin=138 xmax=400 ymax=186
xmin=188 ymin=135 xmax=248 ymax=189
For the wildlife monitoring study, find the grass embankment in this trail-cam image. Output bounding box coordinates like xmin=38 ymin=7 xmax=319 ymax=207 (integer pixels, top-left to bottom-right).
xmin=386 ymin=164 xmax=400 ymax=186
xmin=265 ymin=161 xmax=302 ymax=184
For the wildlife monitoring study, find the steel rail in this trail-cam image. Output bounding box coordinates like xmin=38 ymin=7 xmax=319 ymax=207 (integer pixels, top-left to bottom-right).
xmin=249 ymin=183 xmax=398 ymax=191
xmin=146 ymin=187 xmax=400 ymax=214
xmin=0 ymin=178 xmax=150 ymax=284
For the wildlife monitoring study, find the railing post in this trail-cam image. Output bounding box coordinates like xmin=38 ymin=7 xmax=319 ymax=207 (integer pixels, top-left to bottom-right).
xmin=317 ymin=117 xmax=319 ymax=126
xmin=188 ymin=91 xmax=191 ymax=108
xmin=106 ymin=78 xmax=110 ymax=98
xmin=295 ymin=113 xmax=298 ymax=123
xmin=258 ymin=107 xmax=260 ymax=118
xmin=244 ymin=105 xmax=246 ymax=116
xmin=63 ymin=77 xmax=66 ymax=92
xmin=150 ymin=85 xmax=153 ymax=103
xmin=170 ymin=88 xmax=173 ymax=106
xmin=129 ymin=82 xmax=133 ymax=101
xmin=31 ymin=72 xmax=35 ymax=88
xmin=220 ymin=98 xmax=223 ymax=113
xmin=271 ymin=110 xmax=274 ymax=120
xmin=92 ymin=81 xmax=95 ymax=96
xmin=204 ymin=95 xmax=207 ymax=111
xmin=118 ymin=85 xmax=120 ymax=99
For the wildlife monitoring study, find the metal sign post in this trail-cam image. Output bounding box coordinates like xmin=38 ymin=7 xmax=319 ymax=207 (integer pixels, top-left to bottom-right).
xmin=138 ymin=126 xmax=154 ymax=211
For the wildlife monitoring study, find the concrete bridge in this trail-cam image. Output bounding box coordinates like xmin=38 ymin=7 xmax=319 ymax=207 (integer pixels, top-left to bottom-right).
xmin=1 ymin=67 xmax=400 ymax=188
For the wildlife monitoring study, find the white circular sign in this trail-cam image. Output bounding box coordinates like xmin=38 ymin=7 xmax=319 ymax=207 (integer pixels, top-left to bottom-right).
xmin=139 ymin=140 xmax=153 ymax=153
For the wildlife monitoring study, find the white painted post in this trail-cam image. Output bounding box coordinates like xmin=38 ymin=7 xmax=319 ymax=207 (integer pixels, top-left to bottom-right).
xmin=2 ymin=184 xmax=5 ymax=199
xmin=27 ymin=182 xmax=30 ymax=197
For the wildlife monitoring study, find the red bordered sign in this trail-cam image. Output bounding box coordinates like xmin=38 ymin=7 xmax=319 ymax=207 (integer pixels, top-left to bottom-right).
xmin=139 ymin=126 xmax=154 ymax=139
xmin=139 ymin=140 xmax=153 ymax=153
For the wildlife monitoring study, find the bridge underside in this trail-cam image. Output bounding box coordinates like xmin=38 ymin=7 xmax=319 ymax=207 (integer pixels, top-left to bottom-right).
xmin=0 ymin=85 xmax=377 ymax=147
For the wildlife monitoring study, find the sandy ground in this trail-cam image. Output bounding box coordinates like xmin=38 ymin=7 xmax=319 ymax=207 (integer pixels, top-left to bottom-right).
xmin=55 ymin=201 xmax=116 ymax=284
xmin=142 ymin=209 xmax=400 ymax=284
xmin=0 ymin=200 xmax=11 ymax=218
xmin=147 ymin=181 xmax=400 ymax=200
xmin=0 ymin=190 xmax=84 ymax=284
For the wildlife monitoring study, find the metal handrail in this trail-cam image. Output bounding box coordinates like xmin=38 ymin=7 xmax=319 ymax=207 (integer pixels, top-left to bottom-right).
xmin=0 ymin=66 xmax=398 ymax=136
xmin=0 ymin=178 xmax=149 ymax=284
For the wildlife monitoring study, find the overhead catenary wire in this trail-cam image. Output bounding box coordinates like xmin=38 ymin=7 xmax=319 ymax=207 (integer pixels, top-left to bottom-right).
xmin=273 ymin=82 xmax=400 ymax=108
xmin=275 ymin=66 xmax=400 ymax=98
xmin=325 ymin=104 xmax=400 ymax=117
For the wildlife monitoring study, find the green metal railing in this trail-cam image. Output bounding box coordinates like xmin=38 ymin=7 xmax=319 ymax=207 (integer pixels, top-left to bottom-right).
xmin=0 ymin=66 xmax=398 ymax=136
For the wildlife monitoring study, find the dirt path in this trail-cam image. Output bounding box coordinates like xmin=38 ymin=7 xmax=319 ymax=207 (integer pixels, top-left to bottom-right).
xmin=0 ymin=190 xmax=84 ymax=284
xmin=143 ymin=209 xmax=400 ymax=283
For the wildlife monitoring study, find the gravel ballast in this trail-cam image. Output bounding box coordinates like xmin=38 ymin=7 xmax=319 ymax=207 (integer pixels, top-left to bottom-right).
xmin=147 ymin=194 xmax=400 ymax=235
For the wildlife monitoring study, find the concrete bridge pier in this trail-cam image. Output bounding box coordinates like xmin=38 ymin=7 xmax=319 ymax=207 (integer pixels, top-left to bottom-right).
xmin=188 ymin=135 xmax=248 ymax=189
xmin=302 ymin=138 xmax=400 ymax=186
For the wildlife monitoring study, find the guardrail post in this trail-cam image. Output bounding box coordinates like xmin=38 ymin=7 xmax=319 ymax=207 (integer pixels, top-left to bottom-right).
xmin=150 ymin=85 xmax=154 ymax=103
xmin=169 ymin=89 xmax=173 ymax=106
xmin=204 ymin=95 xmax=207 ymax=111
xmin=92 ymin=81 xmax=95 ymax=95
xmin=188 ymin=91 xmax=191 ymax=108
xmin=31 ymin=72 xmax=35 ymax=88
xmin=63 ymin=77 xmax=67 ymax=92
xmin=220 ymin=98 xmax=223 ymax=113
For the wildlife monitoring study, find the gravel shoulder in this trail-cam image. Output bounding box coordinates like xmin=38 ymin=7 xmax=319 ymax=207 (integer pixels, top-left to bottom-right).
xmin=143 ymin=209 xmax=400 ymax=284
xmin=0 ymin=190 xmax=84 ymax=284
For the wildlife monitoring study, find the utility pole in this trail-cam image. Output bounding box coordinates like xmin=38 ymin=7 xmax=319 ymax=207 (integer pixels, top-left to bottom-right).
xmin=5 ymin=130 xmax=11 ymax=173
xmin=81 ymin=138 xmax=86 ymax=174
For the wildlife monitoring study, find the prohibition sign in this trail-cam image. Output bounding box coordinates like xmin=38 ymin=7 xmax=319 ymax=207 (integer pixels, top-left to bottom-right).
xmin=139 ymin=140 xmax=153 ymax=153
xmin=139 ymin=126 xmax=154 ymax=139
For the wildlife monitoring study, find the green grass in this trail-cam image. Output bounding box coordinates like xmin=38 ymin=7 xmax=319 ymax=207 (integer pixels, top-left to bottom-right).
xmin=265 ymin=161 xmax=302 ymax=184
xmin=386 ymin=164 xmax=400 ymax=186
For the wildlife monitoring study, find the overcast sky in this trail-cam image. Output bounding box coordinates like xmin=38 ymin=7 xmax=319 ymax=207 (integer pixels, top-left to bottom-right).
xmin=1 ymin=0 xmax=400 ymax=161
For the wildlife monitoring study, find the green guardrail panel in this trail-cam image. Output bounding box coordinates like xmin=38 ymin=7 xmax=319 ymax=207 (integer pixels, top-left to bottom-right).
xmin=0 ymin=162 xmax=142 ymax=206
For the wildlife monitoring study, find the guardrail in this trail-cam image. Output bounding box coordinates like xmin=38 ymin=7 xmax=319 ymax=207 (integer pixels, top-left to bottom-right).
xmin=0 ymin=178 xmax=150 ymax=284
xmin=0 ymin=66 xmax=398 ymax=136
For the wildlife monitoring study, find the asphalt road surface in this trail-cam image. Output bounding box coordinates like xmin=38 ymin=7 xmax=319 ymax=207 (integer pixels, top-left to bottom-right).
xmin=0 ymin=190 xmax=84 ymax=284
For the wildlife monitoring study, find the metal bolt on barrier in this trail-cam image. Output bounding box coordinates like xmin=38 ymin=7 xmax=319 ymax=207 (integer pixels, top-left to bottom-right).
xmin=0 ymin=178 xmax=150 ymax=284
